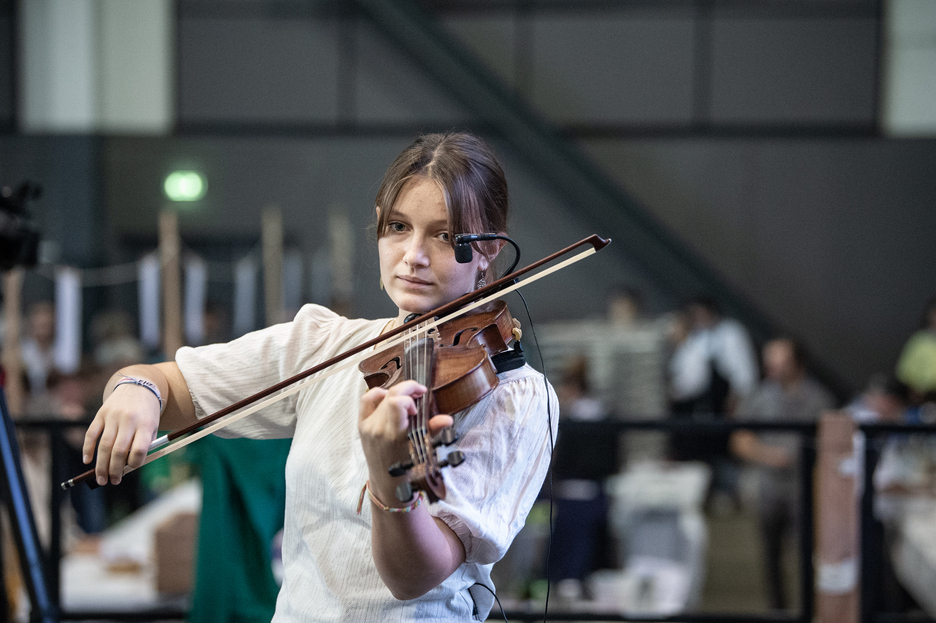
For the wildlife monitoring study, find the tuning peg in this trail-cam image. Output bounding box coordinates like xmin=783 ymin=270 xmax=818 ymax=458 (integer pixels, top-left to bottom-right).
xmin=395 ymin=481 xmax=414 ymax=503
xmin=432 ymin=427 xmax=458 ymax=448
xmin=388 ymin=460 xmax=413 ymax=477
xmin=440 ymin=451 xmax=465 ymax=469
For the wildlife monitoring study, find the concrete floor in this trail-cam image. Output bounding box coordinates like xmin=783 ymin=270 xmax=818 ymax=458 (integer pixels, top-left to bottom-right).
xmin=699 ymin=507 xmax=802 ymax=615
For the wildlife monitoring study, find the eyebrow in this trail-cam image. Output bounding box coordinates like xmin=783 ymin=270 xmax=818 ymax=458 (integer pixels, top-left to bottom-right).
xmin=388 ymin=211 xmax=450 ymax=230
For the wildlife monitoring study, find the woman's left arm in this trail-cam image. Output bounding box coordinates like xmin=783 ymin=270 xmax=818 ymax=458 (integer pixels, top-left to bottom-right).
xmin=358 ymin=381 xmax=466 ymax=600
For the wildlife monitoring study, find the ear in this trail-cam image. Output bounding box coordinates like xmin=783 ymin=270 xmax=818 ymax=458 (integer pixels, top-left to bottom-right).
xmin=477 ymin=235 xmax=507 ymax=272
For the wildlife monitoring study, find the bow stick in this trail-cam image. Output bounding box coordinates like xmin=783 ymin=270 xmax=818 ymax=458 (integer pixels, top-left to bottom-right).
xmin=62 ymin=234 xmax=610 ymax=490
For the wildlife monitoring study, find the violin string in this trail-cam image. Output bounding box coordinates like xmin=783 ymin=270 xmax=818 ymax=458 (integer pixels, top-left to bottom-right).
xmin=419 ymin=320 xmax=431 ymax=466
xmin=405 ymin=325 xmax=422 ymax=465
xmin=418 ymin=322 xmax=429 ymax=466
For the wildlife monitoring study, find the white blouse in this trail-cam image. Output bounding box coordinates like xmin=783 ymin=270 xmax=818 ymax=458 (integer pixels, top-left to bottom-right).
xmin=175 ymin=304 xmax=558 ymax=622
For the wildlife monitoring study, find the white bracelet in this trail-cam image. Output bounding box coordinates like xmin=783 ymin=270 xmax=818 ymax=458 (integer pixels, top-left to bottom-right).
xmin=113 ymin=376 xmax=163 ymax=413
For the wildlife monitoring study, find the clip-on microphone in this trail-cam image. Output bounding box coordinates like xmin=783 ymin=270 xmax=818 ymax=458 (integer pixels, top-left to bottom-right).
xmin=453 ymin=233 xmax=521 ymax=278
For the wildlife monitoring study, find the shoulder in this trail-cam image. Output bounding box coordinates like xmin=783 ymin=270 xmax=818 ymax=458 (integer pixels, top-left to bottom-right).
xmin=493 ymin=364 xmax=554 ymax=402
xmin=463 ymin=364 xmax=558 ymax=436
xmin=291 ymin=303 xmax=383 ymax=334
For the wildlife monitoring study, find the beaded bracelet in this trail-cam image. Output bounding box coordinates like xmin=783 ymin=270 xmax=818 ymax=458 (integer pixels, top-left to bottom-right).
xmin=113 ymin=376 xmax=164 ymax=413
xmin=356 ymin=481 xmax=423 ymax=515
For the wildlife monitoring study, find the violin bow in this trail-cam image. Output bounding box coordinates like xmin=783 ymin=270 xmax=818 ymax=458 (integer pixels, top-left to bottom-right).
xmin=62 ymin=234 xmax=610 ymax=490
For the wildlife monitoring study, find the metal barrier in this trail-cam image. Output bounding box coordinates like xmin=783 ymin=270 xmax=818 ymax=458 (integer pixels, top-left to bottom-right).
xmin=8 ymin=417 xmax=934 ymax=623
xmin=502 ymin=418 xmax=817 ymax=623
xmin=7 ymin=417 xmax=186 ymax=622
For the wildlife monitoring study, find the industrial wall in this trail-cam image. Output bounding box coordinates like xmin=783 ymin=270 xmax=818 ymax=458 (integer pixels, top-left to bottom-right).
xmin=2 ymin=0 xmax=935 ymax=393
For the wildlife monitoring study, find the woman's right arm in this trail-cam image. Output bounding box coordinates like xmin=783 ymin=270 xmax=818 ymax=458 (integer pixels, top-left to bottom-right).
xmin=82 ymin=362 xmax=198 ymax=486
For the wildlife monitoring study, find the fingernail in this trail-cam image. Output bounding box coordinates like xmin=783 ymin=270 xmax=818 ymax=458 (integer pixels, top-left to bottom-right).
xmin=96 ymin=476 xmax=106 ymax=486
xmin=82 ymin=454 xmax=89 ymax=464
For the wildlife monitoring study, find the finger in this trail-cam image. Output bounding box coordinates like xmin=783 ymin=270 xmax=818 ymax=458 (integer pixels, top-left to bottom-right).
xmin=107 ymin=426 xmax=138 ymax=485
xmin=427 ymin=414 xmax=454 ymax=435
xmin=94 ymin=428 xmax=117 ymax=486
xmin=359 ymin=387 xmax=389 ymax=422
xmin=82 ymin=414 xmax=105 ymax=464
xmin=127 ymin=425 xmax=158 ymax=470
xmin=385 ymin=380 xmax=427 ymax=401
xmin=384 ymin=395 xmax=419 ymax=433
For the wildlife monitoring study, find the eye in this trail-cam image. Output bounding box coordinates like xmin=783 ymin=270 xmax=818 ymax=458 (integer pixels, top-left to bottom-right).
xmin=387 ymin=221 xmax=406 ymax=233
xmin=439 ymin=231 xmax=451 ymax=243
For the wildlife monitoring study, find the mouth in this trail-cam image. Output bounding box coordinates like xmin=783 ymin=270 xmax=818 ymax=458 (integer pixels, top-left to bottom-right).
xmin=397 ymin=275 xmax=434 ymax=288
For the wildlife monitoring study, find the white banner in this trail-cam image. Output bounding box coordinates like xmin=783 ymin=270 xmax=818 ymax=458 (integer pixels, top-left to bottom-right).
xmin=233 ymin=255 xmax=257 ymax=337
xmin=283 ymin=249 xmax=304 ymax=316
xmin=53 ymin=266 xmax=82 ymax=374
xmin=184 ymin=255 xmax=208 ymax=346
xmin=138 ymin=253 xmax=160 ymax=349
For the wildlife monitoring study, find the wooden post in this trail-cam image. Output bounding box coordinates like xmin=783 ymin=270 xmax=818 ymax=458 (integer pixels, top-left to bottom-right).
xmin=1 ymin=269 xmax=26 ymax=416
xmin=262 ymin=206 xmax=284 ymax=326
xmin=815 ymin=411 xmax=859 ymax=623
xmin=159 ymin=209 xmax=183 ymax=358
xmin=329 ymin=209 xmax=353 ymax=317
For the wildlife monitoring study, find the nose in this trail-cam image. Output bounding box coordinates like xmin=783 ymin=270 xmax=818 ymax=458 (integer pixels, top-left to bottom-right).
xmin=403 ymin=233 xmax=430 ymax=267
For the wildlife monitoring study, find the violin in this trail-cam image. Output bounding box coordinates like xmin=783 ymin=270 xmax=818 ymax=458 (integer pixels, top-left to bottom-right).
xmin=61 ymin=234 xmax=610 ymax=491
xmin=358 ymin=301 xmax=522 ymax=502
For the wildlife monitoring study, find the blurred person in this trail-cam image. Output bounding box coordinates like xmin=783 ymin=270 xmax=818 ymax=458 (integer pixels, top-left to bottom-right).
xmin=91 ymin=309 xmax=144 ymax=376
xmin=731 ymin=338 xmax=835 ymax=611
xmin=895 ymin=296 xmax=936 ymax=405
xmin=669 ymin=297 xmax=758 ymax=418
xmin=19 ymin=301 xmax=57 ymax=398
xmin=21 ymin=366 xmax=106 ymax=546
xmin=607 ymin=285 xmax=644 ymax=328
xmin=551 ymin=355 xmax=614 ymax=598
xmin=668 ymin=297 xmax=758 ymax=507
xmin=846 ymin=376 xmax=927 ymax=614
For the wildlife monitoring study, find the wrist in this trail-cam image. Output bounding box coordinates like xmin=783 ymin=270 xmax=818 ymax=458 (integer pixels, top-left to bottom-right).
xmin=356 ymin=480 xmax=423 ymax=515
xmin=112 ymin=375 xmax=164 ymax=414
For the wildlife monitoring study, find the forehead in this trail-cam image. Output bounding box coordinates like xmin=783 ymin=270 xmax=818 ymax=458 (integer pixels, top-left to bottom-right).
xmin=389 ymin=177 xmax=449 ymax=222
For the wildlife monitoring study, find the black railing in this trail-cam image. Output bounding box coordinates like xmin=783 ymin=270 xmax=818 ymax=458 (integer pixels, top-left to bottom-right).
xmin=7 ymin=417 xmax=935 ymax=623
xmin=7 ymin=417 xmax=187 ymax=622
xmin=503 ymin=418 xmax=817 ymax=623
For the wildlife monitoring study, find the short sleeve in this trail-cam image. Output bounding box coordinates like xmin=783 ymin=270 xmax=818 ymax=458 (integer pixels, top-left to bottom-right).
xmin=430 ymin=366 xmax=558 ymax=565
xmin=175 ymin=304 xmax=383 ymax=440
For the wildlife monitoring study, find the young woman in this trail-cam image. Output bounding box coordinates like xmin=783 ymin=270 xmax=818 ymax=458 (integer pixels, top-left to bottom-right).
xmin=82 ymin=132 xmax=558 ymax=621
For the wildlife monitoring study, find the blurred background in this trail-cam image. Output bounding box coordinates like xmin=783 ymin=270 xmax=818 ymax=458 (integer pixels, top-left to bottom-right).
xmin=2 ymin=0 xmax=936 ymax=622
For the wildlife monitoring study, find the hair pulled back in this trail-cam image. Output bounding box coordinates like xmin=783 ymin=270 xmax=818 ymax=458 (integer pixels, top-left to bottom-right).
xmin=375 ymin=132 xmax=509 ymax=272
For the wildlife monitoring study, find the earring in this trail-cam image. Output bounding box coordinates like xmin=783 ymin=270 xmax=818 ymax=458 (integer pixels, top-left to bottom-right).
xmin=379 ymin=277 xmax=384 ymax=291
xmin=476 ymin=273 xmax=486 ymax=289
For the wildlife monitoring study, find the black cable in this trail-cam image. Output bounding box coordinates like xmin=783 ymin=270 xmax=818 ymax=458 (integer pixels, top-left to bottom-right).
xmin=472 ymin=582 xmax=509 ymax=623
xmin=515 ymin=290 xmax=555 ymax=623
xmin=452 ymin=233 xmax=520 ymax=279
xmin=496 ymin=236 xmax=521 ymax=280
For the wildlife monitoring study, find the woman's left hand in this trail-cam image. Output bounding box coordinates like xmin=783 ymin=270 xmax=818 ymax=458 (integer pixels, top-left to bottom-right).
xmin=358 ymin=380 xmax=453 ymax=504
xmin=357 ymin=380 xmax=465 ymax=599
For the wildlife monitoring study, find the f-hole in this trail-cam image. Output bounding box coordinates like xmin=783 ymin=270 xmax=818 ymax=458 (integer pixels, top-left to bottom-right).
xmin=451 ymin=328 xmax=479 ymax=346
xmin=380 ymin=356 xmax=402 ymax=372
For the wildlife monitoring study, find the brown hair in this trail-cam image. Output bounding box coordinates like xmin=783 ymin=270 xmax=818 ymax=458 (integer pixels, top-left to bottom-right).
xmin=375 ymin=132 xmax=509 ymax=278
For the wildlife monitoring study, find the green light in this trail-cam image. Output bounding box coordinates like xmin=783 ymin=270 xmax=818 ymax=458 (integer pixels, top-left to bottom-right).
xmin=164 ymin=171 xmax=206 ymax=202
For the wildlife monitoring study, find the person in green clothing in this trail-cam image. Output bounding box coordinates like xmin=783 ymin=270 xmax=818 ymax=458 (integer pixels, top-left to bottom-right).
xmin=895 ymin=296 xmax=936 ymax=404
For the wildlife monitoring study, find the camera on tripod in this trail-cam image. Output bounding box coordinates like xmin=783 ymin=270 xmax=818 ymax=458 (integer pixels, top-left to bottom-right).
xmin=0 ymin=182 xmax=42 ymax=271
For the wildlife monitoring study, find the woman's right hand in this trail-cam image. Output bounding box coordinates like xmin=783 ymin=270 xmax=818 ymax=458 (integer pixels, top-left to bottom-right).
xmin=83 ymin=380 xmax=162 ymax=486
xmin=82 ymin=362 xmax=196 ymax=486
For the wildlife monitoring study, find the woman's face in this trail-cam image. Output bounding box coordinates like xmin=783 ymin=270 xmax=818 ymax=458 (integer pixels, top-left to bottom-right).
xmin=378 ymin=177 xmax=489 ymax=324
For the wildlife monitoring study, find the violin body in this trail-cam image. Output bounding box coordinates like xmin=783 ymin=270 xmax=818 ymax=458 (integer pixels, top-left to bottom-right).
xmin=358 ymin=300 xmax=520 ymax=502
